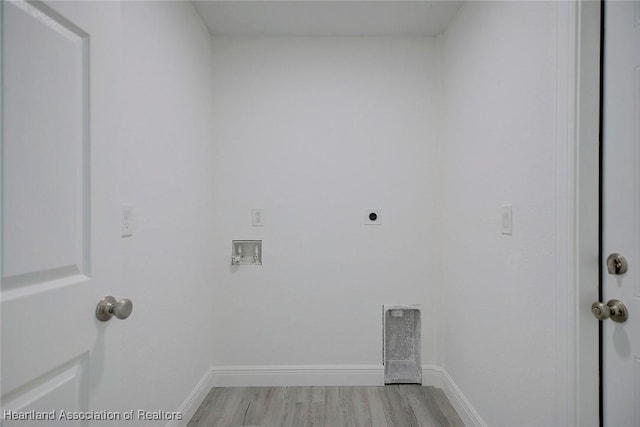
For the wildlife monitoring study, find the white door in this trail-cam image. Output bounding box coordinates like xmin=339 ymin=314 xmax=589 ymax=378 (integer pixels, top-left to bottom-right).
xmin=602 ymin=1 xmax=640 ymax=425
xmin=1 ymin=1 xmax=123 ymax=425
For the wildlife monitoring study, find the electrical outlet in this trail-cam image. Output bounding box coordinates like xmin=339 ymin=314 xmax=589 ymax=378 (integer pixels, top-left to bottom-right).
xmin=364 ymin=209 xmax=381 ymax=225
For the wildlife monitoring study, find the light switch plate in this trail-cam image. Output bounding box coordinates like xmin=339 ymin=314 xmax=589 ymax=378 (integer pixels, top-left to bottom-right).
xmin=501 ymin=204 xmax=512 ymax=235
xmin=122 ymin=205 xmax=133 ymax=237
xmin=252 ymin=209 xmax=264 ymax=226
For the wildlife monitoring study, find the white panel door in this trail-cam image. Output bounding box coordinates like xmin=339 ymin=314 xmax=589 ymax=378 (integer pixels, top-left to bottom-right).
xmin=1 ymin=1 xmax=122 ymax=425
xmin=602 ymin=1 xmax=640 ymax=425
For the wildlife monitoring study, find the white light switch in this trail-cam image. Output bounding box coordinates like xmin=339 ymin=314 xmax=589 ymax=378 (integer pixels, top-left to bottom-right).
xmin=122 ymin=205 xmax=133 ymax=237
xmin=501 ymin=205 xmax=512 ymax=235
xmin=252 ymin=209 xmax=264 ymax=226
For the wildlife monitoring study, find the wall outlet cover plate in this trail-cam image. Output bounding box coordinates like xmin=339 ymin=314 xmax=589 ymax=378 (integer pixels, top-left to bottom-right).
xmin=364 ymin=209 xmax=381 ymax=225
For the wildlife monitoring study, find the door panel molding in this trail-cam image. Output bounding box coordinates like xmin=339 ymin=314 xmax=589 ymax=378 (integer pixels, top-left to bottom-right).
xmin=1 ymin=0 xmax=90 ymax=283
xmin=553 ymin=3 xmax=578 ymax=426
xmin=1 ymin=282 xmax=91 ymax=395
xmin=2 ymin=354 xmax=89 ymax=426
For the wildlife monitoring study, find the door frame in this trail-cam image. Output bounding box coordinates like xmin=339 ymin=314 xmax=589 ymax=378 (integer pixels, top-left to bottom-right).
xmin=574 ymin=1 xmax=602 ymax=426
xmin=553 ymin=0 xmax=601 ymax=426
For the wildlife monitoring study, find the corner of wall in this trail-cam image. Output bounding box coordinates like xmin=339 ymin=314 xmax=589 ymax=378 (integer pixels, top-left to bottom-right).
xmin=169 ymin=368 xmax=214 ymax=427
xmin=438 ymin=1 xmax=580 ymax=426
xmin=439 ymin=369 xmax=488 ymax=427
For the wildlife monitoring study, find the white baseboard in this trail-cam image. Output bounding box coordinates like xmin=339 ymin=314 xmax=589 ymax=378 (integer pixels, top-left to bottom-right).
xmin=438 ymin=368 xmax=487 ymax=427
xmin=421 ymin=364 xmax=443 ymax=387
xmin=169 ymin=368 xmax=213 ymax=427
xmin=210 ymin=365 xmax=384 ymax=387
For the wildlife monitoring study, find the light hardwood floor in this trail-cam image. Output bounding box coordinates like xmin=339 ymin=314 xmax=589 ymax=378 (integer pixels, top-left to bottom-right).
xmin=187 ymin=385 xmax=465 ymax=427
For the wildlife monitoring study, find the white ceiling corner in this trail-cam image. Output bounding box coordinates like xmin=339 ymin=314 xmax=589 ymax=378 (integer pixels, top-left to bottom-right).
xmin=191 ymin=1 xmax=463 ymax=37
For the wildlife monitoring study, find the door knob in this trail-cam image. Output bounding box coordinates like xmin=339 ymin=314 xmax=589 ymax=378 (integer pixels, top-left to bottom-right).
xmin=606 ymin=253 xmax=628 ymax=275
xmin=591 ymin=299 xmax=628 ymax=323
xmin=96 ymin=296 xmax=133 ymax=321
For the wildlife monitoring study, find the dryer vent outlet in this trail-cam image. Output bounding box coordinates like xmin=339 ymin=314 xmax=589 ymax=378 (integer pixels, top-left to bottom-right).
xmin=383 ymin=305 xmax=421 ymax=384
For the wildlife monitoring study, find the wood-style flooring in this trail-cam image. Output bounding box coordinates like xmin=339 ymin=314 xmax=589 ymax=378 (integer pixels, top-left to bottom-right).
xmin=187 ymin=385 xmax=465 ymax=427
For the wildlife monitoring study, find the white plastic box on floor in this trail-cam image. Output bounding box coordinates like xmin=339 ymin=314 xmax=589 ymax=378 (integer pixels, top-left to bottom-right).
xmin=383 ymin=305 xmax=422 ymax=384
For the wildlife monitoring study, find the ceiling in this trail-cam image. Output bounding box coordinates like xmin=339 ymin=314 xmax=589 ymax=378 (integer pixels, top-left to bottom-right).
xmin=191 ymin=1 xmax=463 ymax=37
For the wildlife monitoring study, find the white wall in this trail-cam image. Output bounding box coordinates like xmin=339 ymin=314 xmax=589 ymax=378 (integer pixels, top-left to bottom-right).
xmin=209 ymin=37 xmax=441 ymax=370
xmin=440 ymin=2 xmax=560 ymax=426
xmin=117 ymin=2 xmax=215 ymax=423
xmin=5 ymin=0 xmax=583 ymax=424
